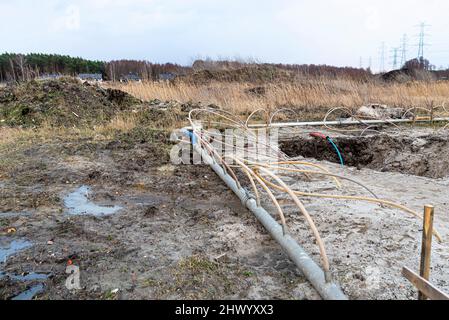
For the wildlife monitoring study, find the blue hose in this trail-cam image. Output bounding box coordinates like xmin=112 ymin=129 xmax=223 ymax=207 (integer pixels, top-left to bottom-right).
xmin=326 ymin=137 xmax=345 ymax=167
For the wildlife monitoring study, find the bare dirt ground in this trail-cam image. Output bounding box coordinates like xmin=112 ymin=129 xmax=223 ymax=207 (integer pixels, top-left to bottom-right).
xmin=276 ymin=127 xmax=449 ymax=299
xmin=0 ymin=133 xmax=317 ymax=300
xmin=2 ymin=125 xmax=449 ymax=300
xmin=270 ymin=159 xmax=449 ymax=299
xmin=1 ymin=79 xmax=448 ymax=300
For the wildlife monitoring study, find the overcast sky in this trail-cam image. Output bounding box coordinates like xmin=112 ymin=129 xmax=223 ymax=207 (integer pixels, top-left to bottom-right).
xmin=1 ymin=0 xmax=449 ymax=71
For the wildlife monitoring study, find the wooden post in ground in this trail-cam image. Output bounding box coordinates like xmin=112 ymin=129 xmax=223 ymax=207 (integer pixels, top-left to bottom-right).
xmin=430 ymin=102 xmax=435 ymax=125
xmin=418 ymin=205 xmax=434 ymax=300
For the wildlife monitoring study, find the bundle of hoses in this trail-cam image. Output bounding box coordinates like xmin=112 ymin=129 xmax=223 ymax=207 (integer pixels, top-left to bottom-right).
xmin=322 ymin=106 xmax=449 ymax=136
xmin=254 ymin=105 xmax=449 ymax=136
xmin=185 ymin=108 xmax=444 ymax=280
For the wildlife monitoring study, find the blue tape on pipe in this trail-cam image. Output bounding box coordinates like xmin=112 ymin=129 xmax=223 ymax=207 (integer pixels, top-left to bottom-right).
xmin=181 ymin=129 xmax=198 ymax=145
xmin=189 ymin=131 xmax=198 ymax=145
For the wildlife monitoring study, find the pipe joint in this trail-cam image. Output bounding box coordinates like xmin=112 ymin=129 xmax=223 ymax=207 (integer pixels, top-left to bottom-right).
xmin=325 ymin=271 xmax=333 ymax=283
xmin=240 ymin=188 xmax=255 ymax=207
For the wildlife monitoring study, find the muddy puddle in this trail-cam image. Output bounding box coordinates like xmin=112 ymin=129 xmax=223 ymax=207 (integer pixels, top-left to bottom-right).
xmin=0 ymin=272 xmax=49 ymax=300
xmin=0 ymin=272 xmax=49 ymax=281
xmin=0 ymin=238 xmax=32 ymax=263
xmin=0 ymin=212 xmax=32 ymax=219
xmin=11 ymin=284 xmax=45 ymax=300
xmin=0 ymin=238 xmax=48 ymax=300
xmin=64 ymin=186 xmax=122 ymax=216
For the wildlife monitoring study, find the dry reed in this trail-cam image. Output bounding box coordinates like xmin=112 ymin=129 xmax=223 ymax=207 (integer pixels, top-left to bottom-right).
xmin=110 ymin=79 xmax=449 ymax=120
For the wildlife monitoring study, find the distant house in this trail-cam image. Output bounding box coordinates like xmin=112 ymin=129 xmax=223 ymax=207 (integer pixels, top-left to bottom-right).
xmin=78 ymin=73 xmax=103 ymax=82
xmin=37 ymin=74 xmax=64 ymax=81
xmin=159 ymin=72 xmax=176 ymax=81
xmin=119 ymin=73 xmax=142 ymax=83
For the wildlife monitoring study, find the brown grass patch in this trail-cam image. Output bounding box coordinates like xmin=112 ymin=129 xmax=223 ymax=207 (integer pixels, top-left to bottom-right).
xmin=109 ymin=79 xmax=449 ymax=121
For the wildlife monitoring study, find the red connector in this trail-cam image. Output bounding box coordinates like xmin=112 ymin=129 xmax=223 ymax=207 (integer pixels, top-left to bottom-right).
xmin=310 ymin=132 xmax=327 ymax=140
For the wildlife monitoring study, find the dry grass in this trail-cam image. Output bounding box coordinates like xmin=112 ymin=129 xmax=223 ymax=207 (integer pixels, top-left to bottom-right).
xmin=0 ymin=114 xmax=139 ymax=145
xmin=0 ymin=114 xmax=140 ymax=174
xmin=95 ymin=113 xmax=139 ymax=135
xmin=110 ymin=79 xmax=449 ymax=120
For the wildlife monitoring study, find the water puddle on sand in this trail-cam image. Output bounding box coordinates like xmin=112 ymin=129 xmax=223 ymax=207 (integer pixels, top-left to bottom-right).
xmin=0 ymin=238 xmax=48 ymax=300
xmin=64 ymin=185 xmax=122 ymax=216
xmin=0 ymin=238 xmax=32 ymax=263
xmin=0 ymin=212 xmax=32 ymax=219
xmin=0 ymin=271 xmax=50 ymax=300
xmin=12 ymin=284 xmax=45 ymax=300
xmin=0 ymin=271 xmax=49 ymax=281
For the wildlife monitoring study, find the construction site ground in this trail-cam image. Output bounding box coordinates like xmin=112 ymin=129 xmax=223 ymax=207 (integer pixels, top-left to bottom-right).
xmin=2 ymin=123 xmax=449 ymax=300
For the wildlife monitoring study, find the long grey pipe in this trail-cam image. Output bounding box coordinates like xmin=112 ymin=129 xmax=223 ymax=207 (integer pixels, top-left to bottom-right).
xmin=248 ymin=117 xmax=449 ymax=128
xmin=193 ymin=143 xmax=348 ymax=300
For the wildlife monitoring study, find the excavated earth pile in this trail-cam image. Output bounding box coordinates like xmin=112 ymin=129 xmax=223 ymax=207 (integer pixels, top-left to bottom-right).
xmin=0 ymin=78 xmax=141 ymax=127
xmin=281 ymin=131 xmax=449 ymax=178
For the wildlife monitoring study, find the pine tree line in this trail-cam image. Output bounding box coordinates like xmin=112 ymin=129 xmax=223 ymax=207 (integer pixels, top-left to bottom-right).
xmin=0 ymin=53 xmax=188 ymax=82
xmin=0 ymin=53 xmax=105 ymax=82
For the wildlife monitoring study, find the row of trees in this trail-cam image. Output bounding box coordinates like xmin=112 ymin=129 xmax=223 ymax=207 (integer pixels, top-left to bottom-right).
xmin=0 ymin=53 xmax=191 ymax=82
xmin=403 ymin=57 xmax=435 ymax=71
xmin=2 ymin=53 xmax=445 ymax=83
xmin=105 ymin=60 xmax=189 ymax=81
xmin=0 ymin=53 xmax=105 ymax=82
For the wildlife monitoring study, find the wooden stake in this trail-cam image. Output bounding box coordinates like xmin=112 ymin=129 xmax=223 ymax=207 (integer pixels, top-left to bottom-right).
xmin=418 ymin=205 xmax=434 ymax=300
xmin=403 ymin=267 xmax=449 ymax=300
xmin=430 ymin=102 xmax=435 ymax=125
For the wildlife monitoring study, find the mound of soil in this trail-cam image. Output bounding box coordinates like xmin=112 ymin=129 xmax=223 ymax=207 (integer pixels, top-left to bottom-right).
xmin=381 ymin=68 xmax=435 ymax=83
xmin=0 ymin=78 xmax=141 ymax=127
xmin=176 ymin=66 xmax=296 ymax=85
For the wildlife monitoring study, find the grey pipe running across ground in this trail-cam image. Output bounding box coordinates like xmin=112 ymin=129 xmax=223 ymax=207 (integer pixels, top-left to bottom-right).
xmin=191 ymin=135 xmax=348 ymax=300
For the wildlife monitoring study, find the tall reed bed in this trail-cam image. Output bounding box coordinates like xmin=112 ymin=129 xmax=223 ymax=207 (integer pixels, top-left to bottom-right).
xmin=111 ymin=79 xmax=449 ymax=119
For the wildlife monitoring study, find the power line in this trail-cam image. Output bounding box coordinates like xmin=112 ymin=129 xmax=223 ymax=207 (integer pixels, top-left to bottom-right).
xmin=390 ymin=47 xmax=400 ymax=70
xmin=416 ymin=22 xmax=431 ymax=59
xmin=379 ymin=42 xmax=386 ymax=72
xmin=400 ymin=34 xmax=408 ymax=66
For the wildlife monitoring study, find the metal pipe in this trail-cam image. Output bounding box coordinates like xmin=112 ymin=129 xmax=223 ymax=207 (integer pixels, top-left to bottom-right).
xmin=248 ymin=117 xmax=449 ymax=129
xmin=193 ymin=143 xmax=348 ymax=300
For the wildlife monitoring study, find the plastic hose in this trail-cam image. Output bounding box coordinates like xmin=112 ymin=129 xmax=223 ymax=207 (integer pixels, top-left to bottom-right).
xmin=310 ymin=132 xmax=344 ymax=166
xmin=327 ymin=137 xmax=345 ymax=167
xmin=254 ymin=172 xmax=443 ymax=243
